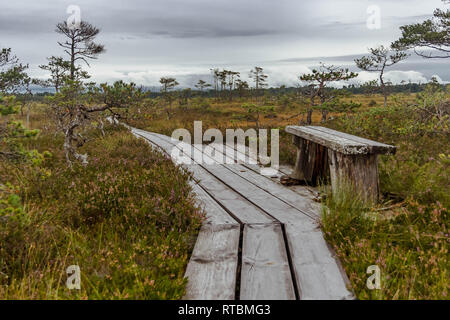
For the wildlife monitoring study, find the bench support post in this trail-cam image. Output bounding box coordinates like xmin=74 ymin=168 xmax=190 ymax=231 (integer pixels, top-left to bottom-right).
xmin=290 ymin=136 xmax=329 ymax=186
xmin=327 ymin=150 xmax=379 ymax=203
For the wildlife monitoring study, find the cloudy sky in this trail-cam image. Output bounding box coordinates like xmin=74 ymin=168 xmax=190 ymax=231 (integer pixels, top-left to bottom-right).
xmin=1 ymin=0 xmax=448 ymax=89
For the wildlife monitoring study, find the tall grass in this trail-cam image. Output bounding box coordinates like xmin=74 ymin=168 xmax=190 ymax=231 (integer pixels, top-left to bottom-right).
xmin=0 ymin=123 xmax=203 ymax=299
xmin=321 ymin=185 xmax=448 ymax=299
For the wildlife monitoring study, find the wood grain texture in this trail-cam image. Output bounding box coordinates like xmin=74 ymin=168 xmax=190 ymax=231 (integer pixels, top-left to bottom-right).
xmin=203 ymin=142 xmax=320 ymax=218
xmin=286 ymin=125 xmax=396 ymax=155
xmin=291 ymin=136 xmax=329 ymax=185
xmin=328 ymin=149 xmax=380 ymax=203
xmin=283 ymin=225 xmax=353 ymax=300
xmin=311 ymin=126 xmax=396 ymax=155
xmin=286 ymin=126 xmax=369 ymax=155
xmin=184 ymin=222 xmax=240 ymax=300
xmin=240 ymin=223 xmax=296 ymax=300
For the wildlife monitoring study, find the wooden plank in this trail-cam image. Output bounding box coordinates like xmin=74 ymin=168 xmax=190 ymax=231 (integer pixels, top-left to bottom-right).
xmin=205 ymin=143 xmax=320 ymax=218
xmin=286 ymin=126 xmax=370 ymax=155
xmin=202 ymin=164 xmax=317 ymax=229
xmin=290 ymin=136 xmax=329 ymax=185
xmin=311 ymin=126 xmax=396 ymax=155
xmin=138 ymin=132 xmax=275 ymax=224
xmin=283 ymin=225 xmax=353 ymax=300
xmin=151 ymin=134 xmax=319 ymax=221
xmin=328 ymin=149 xmax=380 ymax=203
xmin=190 ymin=182 xmax=239 ymax=226
xmin=192 ymin=147 xmax=352 ymax=299
xmin=223 ymin=142 xmax=291 ymax=176
xmin=184 ymin=222 xmax=240 ymax=300
xmin=240 ymin=223 xmax=296 ymax=300
xmin=221 ymin=164 xmax=320 ymax=219
xmin=197 ymin=164 xmax=352 ymax=298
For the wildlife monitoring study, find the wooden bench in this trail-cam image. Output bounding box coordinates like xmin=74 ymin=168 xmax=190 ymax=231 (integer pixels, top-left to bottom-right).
xmin=285 ymin=126 xmax=396 ymax=202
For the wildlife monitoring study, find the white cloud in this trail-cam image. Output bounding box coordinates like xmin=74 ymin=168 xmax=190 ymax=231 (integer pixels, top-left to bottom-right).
xmin=355 ymin=70 xmax=442 ymax=85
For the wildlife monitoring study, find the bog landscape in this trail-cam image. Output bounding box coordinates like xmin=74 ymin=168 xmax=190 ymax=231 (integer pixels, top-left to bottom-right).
xmin=0 ymin=1 xmax=448 ymax=300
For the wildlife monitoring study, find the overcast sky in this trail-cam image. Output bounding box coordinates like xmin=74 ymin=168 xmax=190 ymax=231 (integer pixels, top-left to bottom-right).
xmin=1 ymin=0 xmax=448 ymax=89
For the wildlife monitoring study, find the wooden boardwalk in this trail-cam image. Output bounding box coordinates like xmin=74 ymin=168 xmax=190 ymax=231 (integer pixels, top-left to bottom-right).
xmin=130 ymin=127 xmax=354 ymax=300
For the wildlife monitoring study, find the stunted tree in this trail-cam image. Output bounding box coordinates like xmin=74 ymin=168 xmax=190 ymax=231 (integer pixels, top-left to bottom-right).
xmin=0 ymin=47 xmax=36 ymax=127
xmin=249 ymin=66 xmax=268 ymax=100
xmin=355 ymin=46 xmax=408 ymax=107
xmin=299 ymin=63 xmax=358 ymax=123
xmin=212 ymin=69 xmax=240 ymax=101
xmin=160 ymin=77 xmax=179 ymax=93
xmin=56 ymin=21 xmax=105 ymax=80
xmin=216 ymin=69 xmax=228 ymax=99
xmin=210 ymin=68 xmax=220 ymax=99
xmin=392 ymin=1 xmax=449 ymax=59
xmin=195 ymin=79 xmax=211 ymax=92
xmin=0 ymin=48 xmax=39 ymax=161
xmin=50 ymin=21 xmax=143 ymax=166
xmin=0 ymin=48 xmax=29 ymax=94
xmin=179 ymin=88 xmax=191 ymax=109
xmin=38 ymin=56 xmax=71 ymax=92
xmin=50 ymin=80 xmax=145 ymax=165
xmin=160 ymin=77 xmax=179 ymax=119
xmin=225 ymin=70 xmax=240 ymax=101
xmin=235 ymin=79 xmax=249 ymax=98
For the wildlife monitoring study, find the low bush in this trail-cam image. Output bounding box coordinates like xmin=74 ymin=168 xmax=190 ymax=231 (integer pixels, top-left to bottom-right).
xmin=0 ymin=124 xmax=203 ymax=299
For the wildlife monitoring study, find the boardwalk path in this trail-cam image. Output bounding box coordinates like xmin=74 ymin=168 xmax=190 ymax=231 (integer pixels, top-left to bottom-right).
xmin=129 ymin=126 xmax=353 ymax=300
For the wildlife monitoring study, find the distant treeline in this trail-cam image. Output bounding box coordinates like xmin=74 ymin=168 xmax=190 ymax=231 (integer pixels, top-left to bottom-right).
xmin=21 ymin=81 xmax=446 ymax=101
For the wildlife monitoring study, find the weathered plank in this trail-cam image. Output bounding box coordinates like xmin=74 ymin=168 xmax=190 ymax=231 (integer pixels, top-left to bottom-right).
xmin=283 ymin=225 xmax=353 ymax=300
xmin=311 ymin=126 xmax=396 ymax=155
xmin=184 ymin=222 xmax=240 ymax=300
xmin=286 ymin=126 xmax=370 ymax=155
xmin=240 ymin=223 xmax=296 ymax=300
xmin=328 ymin=149 xmax=380 ymax=203
xmin=223 ymin=142 xmax=291 ymax=177
xmin=204 ymin=143 xmax=320 ymax=218
xmin=190 ymin=182 xmax=238 ymax=225
xmin=290 ymin=136 xmax=329 ymax=185
xmin=188 ymin=146 xmax=352 ymax=299
xmin=221 ymin=163 xmax=320 ymax=220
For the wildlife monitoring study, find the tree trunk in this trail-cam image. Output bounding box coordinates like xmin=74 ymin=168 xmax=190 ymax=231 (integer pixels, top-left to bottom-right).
xmin=26 ymin=104 xmax=30 ymax=128
xmin=306 ymin=109 xmax=313 ymax=125
xmin=321 ymin=109 xmax=328 ymax=122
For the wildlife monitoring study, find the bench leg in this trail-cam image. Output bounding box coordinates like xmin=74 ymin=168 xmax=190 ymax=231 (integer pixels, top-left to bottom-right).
xmin=290 ymin=136 xmax=329 ymax=185
xmin=328 ymin=150 xmax=379 ymax=203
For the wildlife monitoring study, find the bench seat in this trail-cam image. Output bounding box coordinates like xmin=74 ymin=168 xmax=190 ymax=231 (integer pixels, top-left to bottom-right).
xmin=285 ymin=125 xmax=396 ymax=203
xmin=285 ymin=126 xmax=396 ymax=156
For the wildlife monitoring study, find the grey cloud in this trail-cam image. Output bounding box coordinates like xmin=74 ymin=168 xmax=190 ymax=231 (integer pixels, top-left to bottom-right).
xmin=0 ymin=0 xmax=447 ymax=87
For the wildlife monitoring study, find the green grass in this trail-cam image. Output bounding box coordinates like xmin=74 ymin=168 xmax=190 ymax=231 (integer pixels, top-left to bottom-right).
xmin=0 ymin=123 xmax=203 ymax=299
xmin=321 ymin=185 xmax=448 ymax=299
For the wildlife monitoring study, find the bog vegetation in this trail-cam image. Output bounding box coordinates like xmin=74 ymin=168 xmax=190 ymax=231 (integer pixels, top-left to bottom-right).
xmin=0 ymin=1 xmax=449 ymax=299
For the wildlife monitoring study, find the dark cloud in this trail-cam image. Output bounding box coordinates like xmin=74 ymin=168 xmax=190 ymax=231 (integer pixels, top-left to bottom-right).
xmin=0 ymin=0 xmax=447 ymax=87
